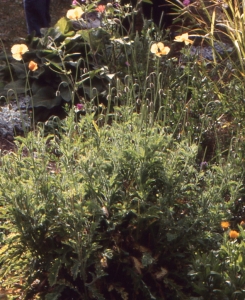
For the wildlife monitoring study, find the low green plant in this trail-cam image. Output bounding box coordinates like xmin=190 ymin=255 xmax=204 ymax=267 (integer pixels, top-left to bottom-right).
xmin=189 ymin=225 xmax=245 ymax=299
xmin=0 ymin=102 xmax=243 ymax=299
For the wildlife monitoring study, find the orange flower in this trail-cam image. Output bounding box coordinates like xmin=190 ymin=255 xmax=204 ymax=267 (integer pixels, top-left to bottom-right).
xmin=221 ymin=221 xmax=230 ymax=229
xmin=28 ymin=61 xmax=38 ymax=71
xmin=96 ymin=4 xmax=106 ymax=13
xmin=11 ymin=44 xmax=29 ymax=61
xmin=174 ymin=33 xmax=194 ymax=45
xmin=241 ymin=220 xmax=245 ymax=226
xmin=150 ymin=42 xmax=170 ymax=57
xmin=229 ymin=230 xmax=239 ymax=239
xmin=66 ymin=7 xmax=83 ymax=20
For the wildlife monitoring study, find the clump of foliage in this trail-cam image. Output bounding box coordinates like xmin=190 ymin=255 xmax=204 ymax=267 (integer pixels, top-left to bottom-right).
xmin=0 ymin=106 xmax=243 ymax=299
xmin=189 ymin=225 xmax=245 ymax=299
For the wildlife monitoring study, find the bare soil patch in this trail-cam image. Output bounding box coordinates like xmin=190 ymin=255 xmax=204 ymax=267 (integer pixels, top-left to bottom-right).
xmin=0 ymin=0 xmax=69 ymax=51
xmin=0 ymin=135 xmax=16 ymax=152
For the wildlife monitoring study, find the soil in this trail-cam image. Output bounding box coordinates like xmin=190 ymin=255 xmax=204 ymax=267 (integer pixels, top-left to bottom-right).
xmin=0 ymin=0 xmax=69 ymax=51
xmin=0 ymin=136 xmax=16 ymax=153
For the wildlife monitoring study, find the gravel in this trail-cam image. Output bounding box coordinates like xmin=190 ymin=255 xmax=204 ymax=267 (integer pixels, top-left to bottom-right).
xmin=189 ymin=41 xmax=233 ymax=61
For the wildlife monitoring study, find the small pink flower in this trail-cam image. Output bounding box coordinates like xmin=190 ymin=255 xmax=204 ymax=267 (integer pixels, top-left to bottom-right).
xmin=183 ymin=0 xmax=190 ymax=6
xmin=125 ymin=61 xmax=130 ymax=67
xmin=72 ymin=0 xmax=79 ymax=5
xmin=76 ymin=103 xmax=84 ymax=110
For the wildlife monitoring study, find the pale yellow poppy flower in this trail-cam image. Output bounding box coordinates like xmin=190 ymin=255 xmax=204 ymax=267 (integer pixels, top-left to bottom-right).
xmin=174 ymin=33 xmax=193 ymax=45
xmin=150 ymin=42 xmax=170 ymax=57
xmin=66 ymin=7 xmax=84 ymax=20
xmin=11 ymin=44 xmax=29 ymax=61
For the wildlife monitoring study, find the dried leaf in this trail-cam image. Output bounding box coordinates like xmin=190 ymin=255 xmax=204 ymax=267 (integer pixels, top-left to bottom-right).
xmin=131 ymin=256 xmax=143 ymax=274
xmin=100 ymin=256 xmax=108 ymax=268
xmin=134 ymin=243 xmax=151 ymax=253
xmin=102 ymin=206 xmax=109 ymax=218
xmin=155 ymin=267 xmax=168 ymax=280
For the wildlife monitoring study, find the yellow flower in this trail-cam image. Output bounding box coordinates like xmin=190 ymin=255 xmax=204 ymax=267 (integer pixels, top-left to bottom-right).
xmin=66 ymin=7 xmax=84 ymax=20
xmin=174 ymin=33 xmax=194 ymax=45
xmin=28 ymin=61 xmax=38 ymax=71
xmin=11 ymin=44 xmax=29 ymax=61
xmin=150 ymin=42 xmax=170 ymax=57
xmin=221 ymin=221 xmax=230 ymax=229
xmin=229 ymin=230 xmax=239 ymax=239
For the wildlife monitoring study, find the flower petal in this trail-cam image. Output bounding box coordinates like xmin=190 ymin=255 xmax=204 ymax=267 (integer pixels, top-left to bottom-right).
xmin=12 ymin=53 xmax=22 ymax=61
xmin=221 ymin=221 xmax=230 ymax=229
xmin=162 ymin=46 xmax=170 ymax=55
xmin=11 ymin=44 xmax=28 ymax=55
xmin=157 ymin=42 xmax=165 ymax=51
xmin=67 ymin=7 xmax=83 ymax=20
xmin=182 ymin=33 xmax=189 ymax=40
xmin=184 ymin=39 xmax=194 ymax=45
xmin=66 ymin=9 xmax=75 ymax=19
xmin=19 ymin=44 xmax=29 ymax=54
xmin=174 ymin=33 xmax=193 ymax=45
xmin=29 ymin=61 xmax=38 ymax=71
xmin=174 ymin=35 xmax=184 ymax=42
xmin=229 ymin=230 xmax=239 ymax=239
xmin=96 ymin=4 xmax=106 ymax=13
xmin=150 ymin=43 xmax=158 ymax=54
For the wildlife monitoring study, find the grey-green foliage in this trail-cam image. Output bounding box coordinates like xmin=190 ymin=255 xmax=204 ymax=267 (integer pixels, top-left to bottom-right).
xmin=0 ymin=108 xmax=243 ymax=299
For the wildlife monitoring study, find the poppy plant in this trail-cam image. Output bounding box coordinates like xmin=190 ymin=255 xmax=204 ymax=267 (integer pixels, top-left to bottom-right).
xmin=174 ymin=33 xmax=194 ymax=45
xmin=150 ymin=42 xmax=170 ymax=57
xmin=28 ymin=61 xmax=38 ymax=72
xmin=67 ymin=7 xmax=84 ymax=20
xmin=11 ymin=44 xmax=29 ymax=61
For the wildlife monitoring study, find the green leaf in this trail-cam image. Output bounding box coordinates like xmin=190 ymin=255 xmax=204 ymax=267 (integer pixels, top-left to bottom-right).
xmin=11 ymin=62 xmax=27 ymax=79
xmin=55 ymin=17 xmax=74 ymax=36
xmin=71 ymin=259 xmax=81 ymax=280
xmin=59 ymin=82 xmax=72 ymax=102
xmin=45 ymin=59 xmax=64 ymax=73
xmin=45 ymin=286 xmax=65 ymax=300
xmin=166 ymin=233 xmax=178 ymax=242
xmin=29 ymin=66 xmax=46 ymax=79
xmin=79 ymin=28 xmax=110 ymax=51
xmin=45 ymin=293 xmax=61 ymax=300
xmin=48 ymin=258 xmax=62 ymax=286
xmin=31 ymin=86 xmax=62 ymax=108
xmin=4 ymin=79 xmax=29 ymax=94
xmin=88 ymin=285 xmax=106 ymax=300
